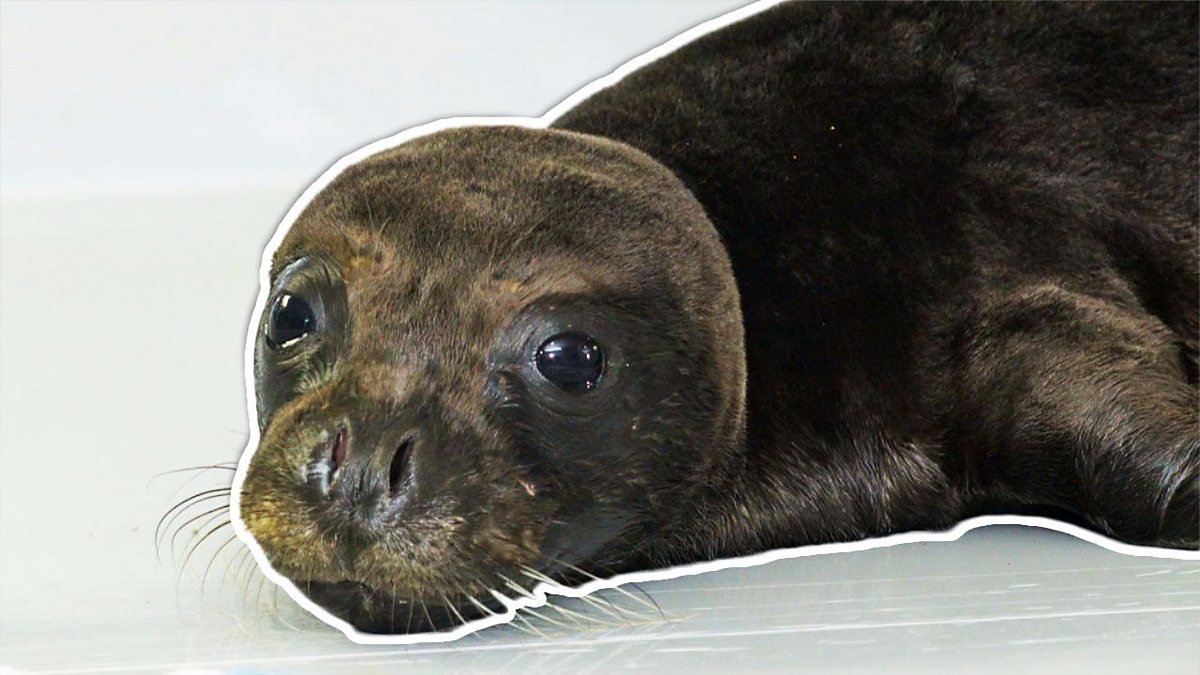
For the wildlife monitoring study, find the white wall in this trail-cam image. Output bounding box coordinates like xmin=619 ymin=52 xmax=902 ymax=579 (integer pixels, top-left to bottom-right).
xmin=0 ymin=0 xmax=746 ymax=197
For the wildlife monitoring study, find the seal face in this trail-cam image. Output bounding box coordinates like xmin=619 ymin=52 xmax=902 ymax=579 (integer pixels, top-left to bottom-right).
xmin=240 ymin=126 xmax=746 ymax=632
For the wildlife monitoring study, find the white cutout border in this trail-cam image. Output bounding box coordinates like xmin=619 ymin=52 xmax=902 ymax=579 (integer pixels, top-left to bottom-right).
xmin=229 ymin=0 xmax=1200 ymax=646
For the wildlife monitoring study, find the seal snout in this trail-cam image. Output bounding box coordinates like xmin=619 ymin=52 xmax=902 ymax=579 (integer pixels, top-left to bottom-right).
xmin=309 ymin=420 xmax=421 ymax=528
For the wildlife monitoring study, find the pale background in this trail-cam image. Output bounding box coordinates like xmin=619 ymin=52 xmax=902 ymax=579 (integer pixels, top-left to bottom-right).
xmin=1 ymin=1 xmax=1197 ymax=673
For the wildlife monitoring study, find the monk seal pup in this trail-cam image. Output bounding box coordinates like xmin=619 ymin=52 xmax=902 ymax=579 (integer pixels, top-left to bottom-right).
xmin=236 ymin=1 xmax=1199 ymax=634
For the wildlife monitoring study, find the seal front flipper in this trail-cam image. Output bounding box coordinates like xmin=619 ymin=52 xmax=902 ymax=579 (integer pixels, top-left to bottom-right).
xmin=943 ymin=285 xmax=1199 ymax=549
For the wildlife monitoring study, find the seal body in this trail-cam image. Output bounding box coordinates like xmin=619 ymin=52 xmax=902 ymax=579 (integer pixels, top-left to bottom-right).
xmin=239 ymin=1 xmax=1199 ymax=634
xmin=553 ymin=0 xmax=1200 ymax=555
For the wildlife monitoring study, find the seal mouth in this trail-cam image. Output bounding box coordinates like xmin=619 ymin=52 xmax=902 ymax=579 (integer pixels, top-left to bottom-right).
xmin=298 ymin=579 xmax=506 ymax=633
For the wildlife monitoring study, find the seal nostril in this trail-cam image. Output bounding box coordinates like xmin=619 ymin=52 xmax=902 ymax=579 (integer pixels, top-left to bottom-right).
xmin=388 ymin=437 xmax=412 ymax=497
xmin=330 ymin=426 xmax=347 ymax=475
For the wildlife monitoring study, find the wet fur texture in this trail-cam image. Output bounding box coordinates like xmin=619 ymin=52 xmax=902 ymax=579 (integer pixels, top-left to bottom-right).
xmin=241 ymin=1 xmax=1199 ymax=634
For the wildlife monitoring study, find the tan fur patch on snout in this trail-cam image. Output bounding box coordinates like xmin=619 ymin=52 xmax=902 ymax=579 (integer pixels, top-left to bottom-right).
xmin=242 ymin=307 xmax=551 ymax=604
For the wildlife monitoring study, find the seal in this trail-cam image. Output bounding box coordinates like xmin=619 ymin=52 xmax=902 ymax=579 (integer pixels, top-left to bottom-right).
xmin=236 ymin=1 xmax=1199 ymax=635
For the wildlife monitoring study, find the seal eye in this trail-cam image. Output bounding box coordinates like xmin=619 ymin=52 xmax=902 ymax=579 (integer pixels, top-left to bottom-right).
xmin=266 ymin=292 xmax=317 ymax=349
xmin=536 ymin=332 xmax=605 ymax=390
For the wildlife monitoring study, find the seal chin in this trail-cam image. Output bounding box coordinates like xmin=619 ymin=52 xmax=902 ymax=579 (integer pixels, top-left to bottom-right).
xmin=298 ymin=579 xmax=506 ymax=634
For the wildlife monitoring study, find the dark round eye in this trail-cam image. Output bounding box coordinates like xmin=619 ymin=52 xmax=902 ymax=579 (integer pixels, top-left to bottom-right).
xmin=536 ymin=332 xmax=605 ymax=390
xmin=266 ymin=292 xmax=317 ymax=349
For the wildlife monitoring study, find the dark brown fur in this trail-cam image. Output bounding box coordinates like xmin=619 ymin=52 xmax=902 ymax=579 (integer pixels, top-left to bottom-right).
xmin=239 ymin=1 xmax=1199 ymax=633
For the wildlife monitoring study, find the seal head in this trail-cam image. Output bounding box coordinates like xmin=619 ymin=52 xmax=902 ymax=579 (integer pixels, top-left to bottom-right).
xmin=239 ymin=126 xmax=745 ymax=632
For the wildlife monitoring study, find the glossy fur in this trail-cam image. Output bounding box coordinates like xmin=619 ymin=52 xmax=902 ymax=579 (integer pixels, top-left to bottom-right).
xmin=240 ymin=1 xmax=1199 ymax=634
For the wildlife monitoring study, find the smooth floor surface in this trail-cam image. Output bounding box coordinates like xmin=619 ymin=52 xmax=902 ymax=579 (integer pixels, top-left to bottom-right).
xmin=2 ymin=192 xmax=1198 ymax=674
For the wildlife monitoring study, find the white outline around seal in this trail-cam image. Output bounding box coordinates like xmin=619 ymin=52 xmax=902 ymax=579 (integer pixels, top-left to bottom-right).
xmin=229 ymin=0 xmax=1200 ymax=646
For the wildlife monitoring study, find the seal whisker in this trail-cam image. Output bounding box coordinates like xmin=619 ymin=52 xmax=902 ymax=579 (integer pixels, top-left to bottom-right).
xmin=496 ymin=574 xmax=536 ymax=601
xmin=475 ymin=600 xmax=536 ymax=638
xmin=169 ymin=505 xmax=230 ymax=561
xmin=520 ymin=566 xmax=632 ymax=624
xmin=463 ymin=592 xmax=493 ymax=618
xmin=535 ymin=552 xmax=662 ymax=615
xmin=452 ymin=587 xmax=499 ymax=645
xmin=418 ymin=597 xmax=436 ymax=634
xmin=165 ymin=504 xmax=229 ymax=563
xmin=616 ymin=580 xmax=664 ymax=620
xmin=176 ymin=519 xmax=232 ymax=588
xmin=270 ymin=583 xmax=303 ymax=632
xmin=402 ymin=590 xmax=417 ymax=635
xmin=148 ymin=462 xmax=237 ymax=482
xmin=150 ymin=464 xmax=235 ymax=507
xmin=230 ymin=606 xmax=253 ymax=638
xmin=578 ymin=592 xmax=641 ymax=625
xmin=511 ymin=609 xmax=552 ymax=637
xmin=243 ymin=564 xmax=265 ymax=619
xmin=241 ymin=558 xmax=264 ymax=618
xmin=155 ymin=488 xmax=232 ymax=556
xmin=219 ymin=546 xmax=254 ymax=597
xmin=439 ymin=592 xmax=469 ymax=628
xmin=498 ymin=572 xmax=590 ymax=629
xmin=545 ymin=597 xmax=614 ymax=628
xmin=199 ymin=531 xmax=242 ymax=596
xmin=465 ymin=585 xmax=541 ymax=638
xmin=389 ymin=585 xmax=399 ymax=632
xmin=251 ymin=567 xmax=271 ymax=617
xmin=155 ymin=487 xmax=230 ymax=535
xmin=514 ymin=602 xmax=574 ymax=630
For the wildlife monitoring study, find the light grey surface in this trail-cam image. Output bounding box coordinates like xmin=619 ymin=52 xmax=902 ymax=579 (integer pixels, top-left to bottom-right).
xmin=1 ymin=2 xmax=1198 ymax=673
